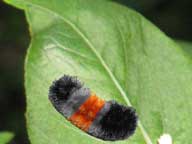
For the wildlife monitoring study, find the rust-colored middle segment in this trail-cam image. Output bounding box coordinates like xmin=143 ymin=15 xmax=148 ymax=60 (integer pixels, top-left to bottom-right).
xmin=68 ymin=93 xmax=105 ymax=131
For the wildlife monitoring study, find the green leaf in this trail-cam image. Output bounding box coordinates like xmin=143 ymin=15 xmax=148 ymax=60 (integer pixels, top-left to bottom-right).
xmin=0 ymin=132 xmax=14 ymax=144
xmin=4 ymin=0 xmax=192 ymax=144
xmin=177 ymin=40 xmax=192 ymax=58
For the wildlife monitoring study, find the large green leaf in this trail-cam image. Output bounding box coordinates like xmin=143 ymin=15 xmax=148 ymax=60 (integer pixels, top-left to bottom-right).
xmin=4 ymin=0 xmax=192 ymax=144
xmin=0 ymin=132 xmax=14 ymax=144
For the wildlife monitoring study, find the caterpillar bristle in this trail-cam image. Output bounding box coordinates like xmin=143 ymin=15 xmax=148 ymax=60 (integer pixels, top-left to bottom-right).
xmin=49 ymin=75 xmax=138 ymax=141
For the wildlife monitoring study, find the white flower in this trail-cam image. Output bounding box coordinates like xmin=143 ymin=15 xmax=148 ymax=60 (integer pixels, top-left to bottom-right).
xmin=158 ymin=134 xmax=172 ymax=144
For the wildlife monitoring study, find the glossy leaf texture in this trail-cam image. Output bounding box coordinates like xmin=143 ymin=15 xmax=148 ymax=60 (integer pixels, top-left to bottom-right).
xmin=0 ymin=132 xmax=14 ymax=144
xmin=4 ymin=0 xmax=192 ymax=144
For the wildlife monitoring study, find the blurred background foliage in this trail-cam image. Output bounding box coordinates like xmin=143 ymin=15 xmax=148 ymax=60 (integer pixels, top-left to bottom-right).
xmin=0 ymin=0 xmax=191 ymax=143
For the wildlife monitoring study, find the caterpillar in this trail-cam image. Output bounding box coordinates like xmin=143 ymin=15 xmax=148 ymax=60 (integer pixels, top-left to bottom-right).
xmin=49 ymin=75 xmax=137 ymax=141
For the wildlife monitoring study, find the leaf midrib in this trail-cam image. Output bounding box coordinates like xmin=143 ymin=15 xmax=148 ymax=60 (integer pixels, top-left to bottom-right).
xmin=18 ymin=0 xmax=153 ymax=143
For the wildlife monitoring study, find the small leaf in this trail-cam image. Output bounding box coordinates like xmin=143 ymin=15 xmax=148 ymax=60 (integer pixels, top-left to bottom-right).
xmin=0 ymin=132 xmax=14 ymax=144
xmin=4 ymin=0 xmax=192 ymax=144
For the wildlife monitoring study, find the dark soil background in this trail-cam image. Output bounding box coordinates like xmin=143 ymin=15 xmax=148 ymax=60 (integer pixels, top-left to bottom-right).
xmin=0 ymin=0 xmax=191 ymax=143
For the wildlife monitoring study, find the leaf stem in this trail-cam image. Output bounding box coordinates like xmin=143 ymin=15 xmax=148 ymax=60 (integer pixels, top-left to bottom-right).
xmin=138 ymin=121 xmax=153 ymax=144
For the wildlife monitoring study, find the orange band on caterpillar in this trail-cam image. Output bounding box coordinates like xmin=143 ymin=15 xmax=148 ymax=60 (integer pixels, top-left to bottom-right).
xmin=49 ymin=75 xmax=137 ymax=141
xmin=68 ymin=94 xmax=105 ymax=131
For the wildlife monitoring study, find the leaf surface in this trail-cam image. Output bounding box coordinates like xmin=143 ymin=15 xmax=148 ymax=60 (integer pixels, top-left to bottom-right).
xmin=177 ymin=40 xmax=192 ymax=58
xmin=0 ymin=132 xmax=14 ymax=144
xmin=4 ymin=0 xmax=192 ymax=144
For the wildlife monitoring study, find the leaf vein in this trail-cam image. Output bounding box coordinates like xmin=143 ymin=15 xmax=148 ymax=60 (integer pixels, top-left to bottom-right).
xmin=20 ymin=1 xmax=153 ymax=143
